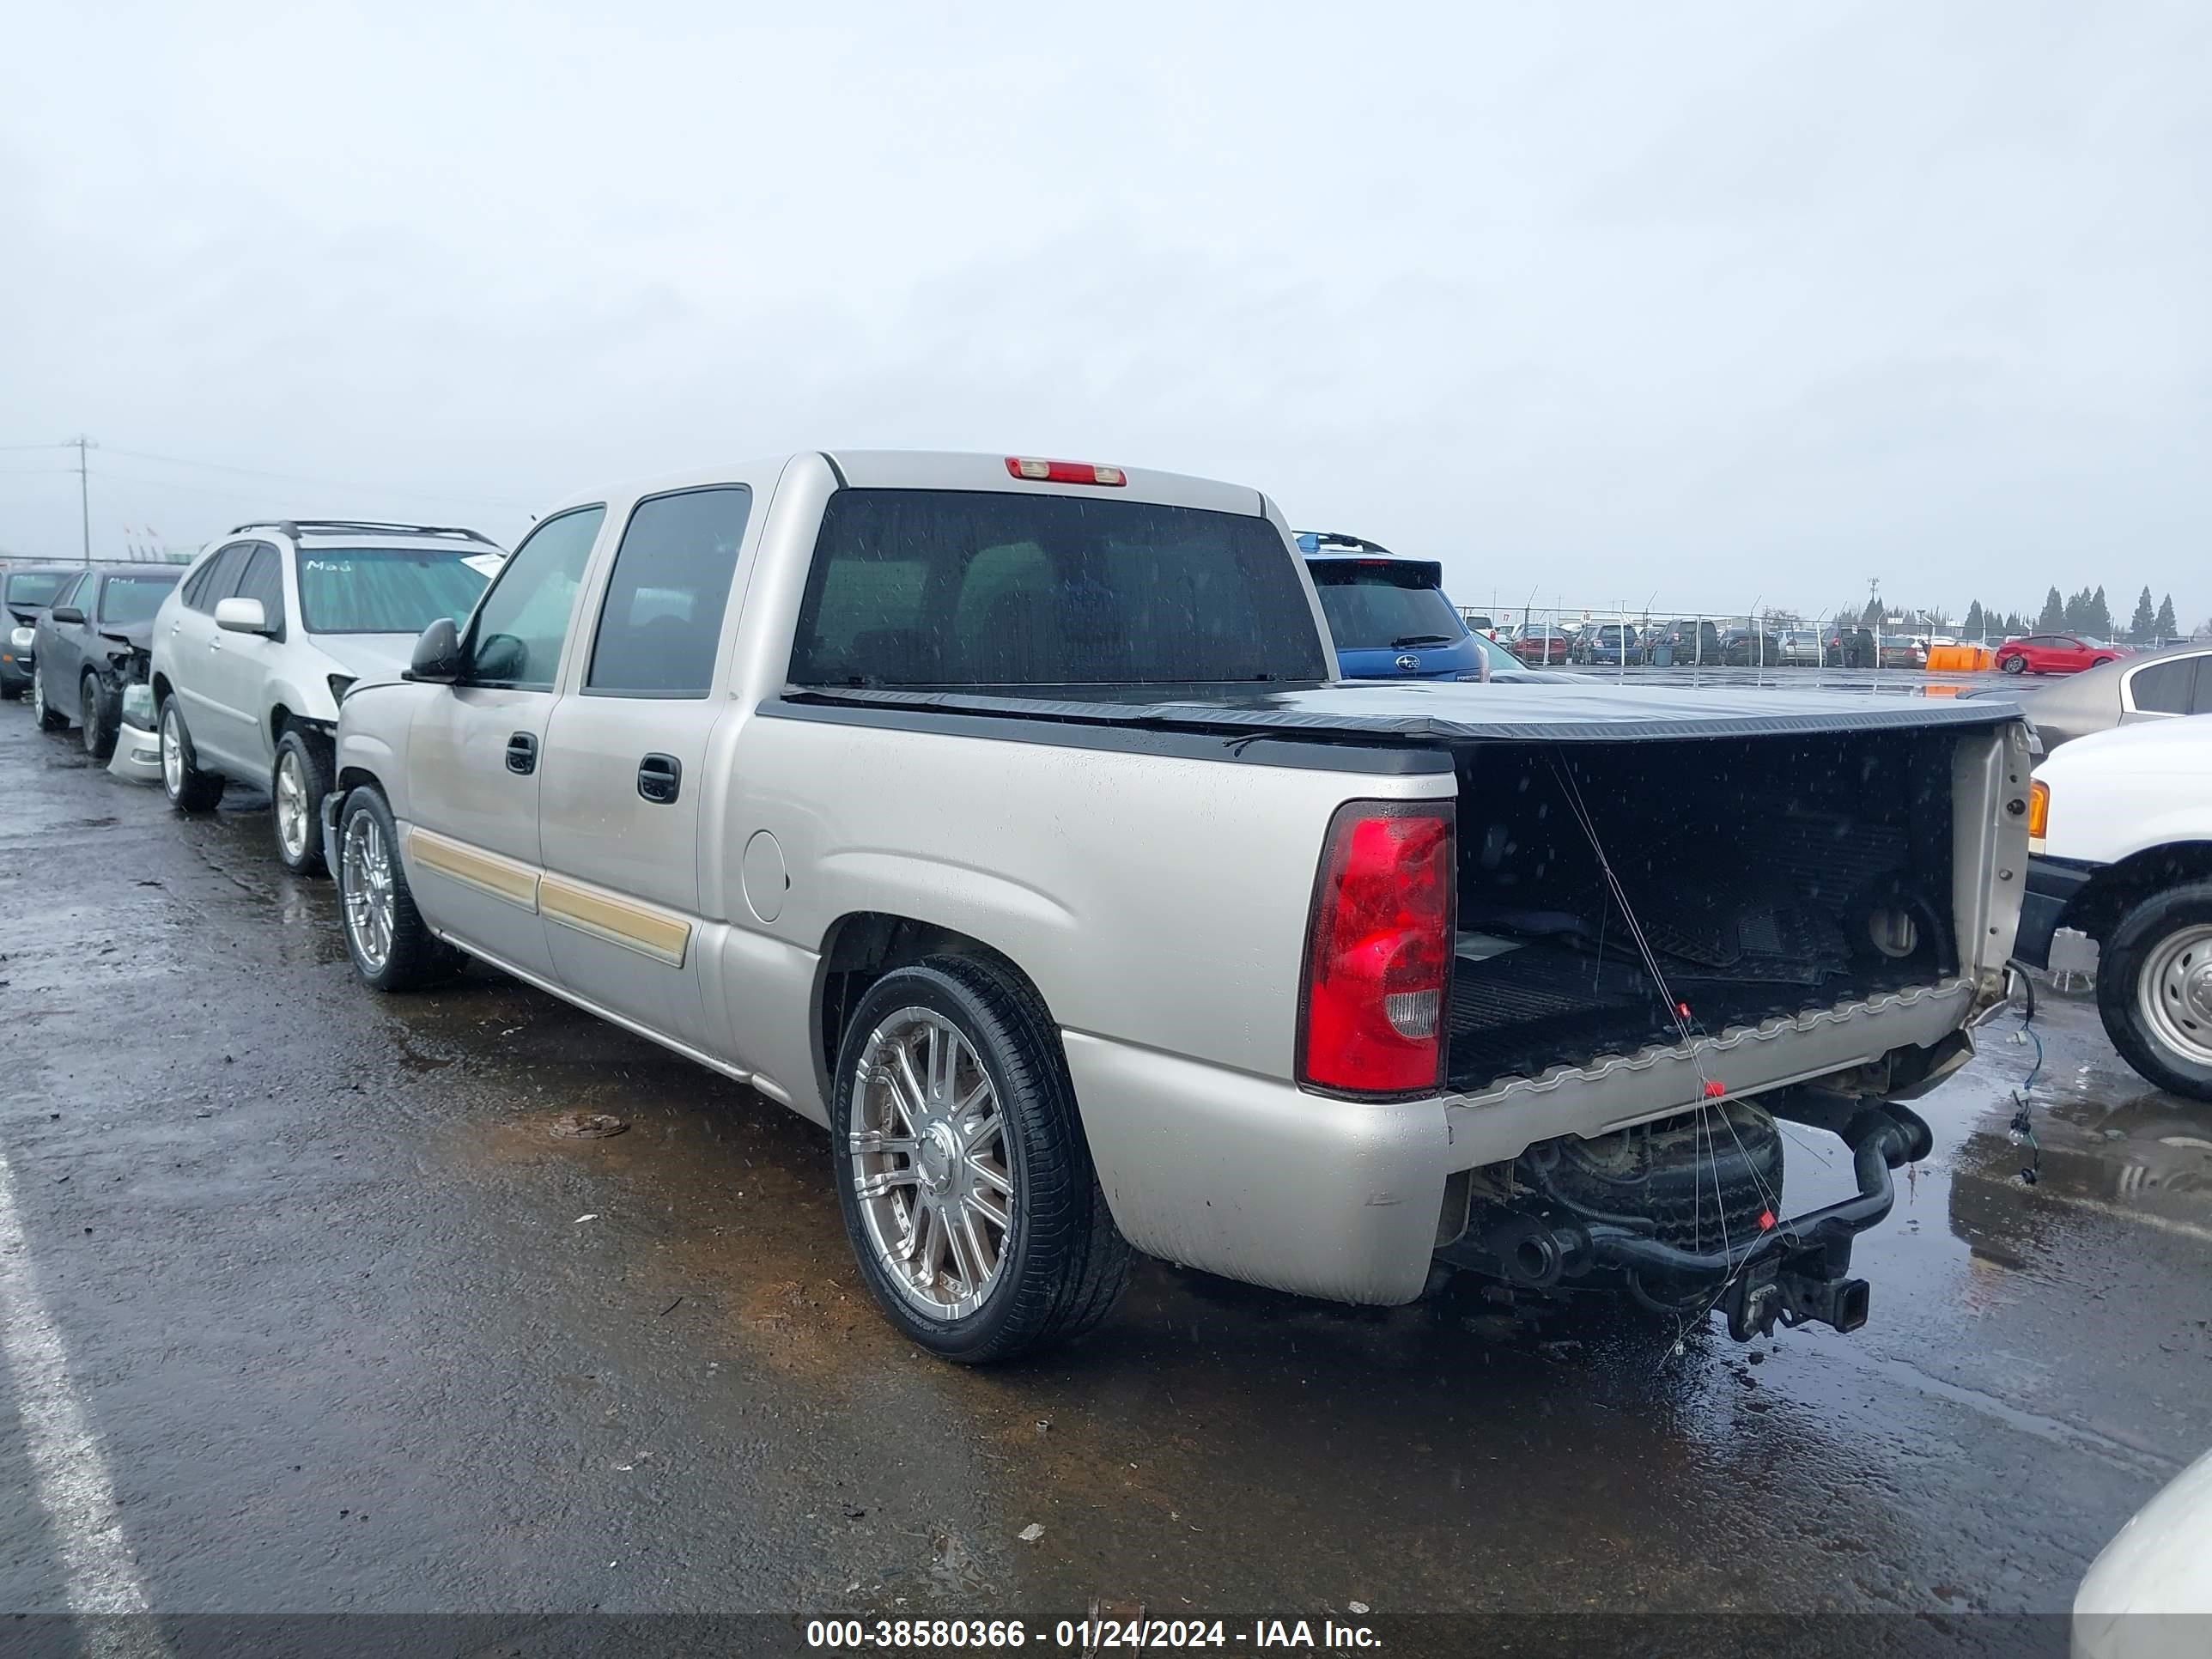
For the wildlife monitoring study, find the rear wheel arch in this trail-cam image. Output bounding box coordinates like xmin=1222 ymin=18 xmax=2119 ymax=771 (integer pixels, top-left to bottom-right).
xmin=814 ymin=912 xmax=1050 ymax=1112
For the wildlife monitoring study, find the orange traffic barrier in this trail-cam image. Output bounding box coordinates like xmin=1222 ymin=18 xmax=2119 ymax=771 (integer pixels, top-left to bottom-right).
xmin=1926 ymin=645 xmax=1994 ymax=672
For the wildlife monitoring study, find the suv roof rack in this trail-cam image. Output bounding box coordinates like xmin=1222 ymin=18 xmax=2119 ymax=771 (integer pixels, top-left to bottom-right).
xmin=228 ymin=519 xmax=500 ymax=548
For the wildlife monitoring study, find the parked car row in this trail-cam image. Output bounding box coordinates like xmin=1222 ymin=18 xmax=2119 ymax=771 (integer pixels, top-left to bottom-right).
xmin=9 ymin=455 xmax=2041 ymax=1368
xmin=1498 ymin=620 xmax=1875 ymax=668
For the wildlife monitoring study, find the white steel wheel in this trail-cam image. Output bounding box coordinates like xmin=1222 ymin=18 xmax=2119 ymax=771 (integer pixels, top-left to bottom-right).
xmin=342 ymin=809 xmax=395 ymax=975
xmin=848 ymin=1007 xmax=1015 ymax=1322
xmin=2100 ymin=884 xmax=2212 ymax=1103
xmin=2139 ymin=923 xmax=2212 ymax=1069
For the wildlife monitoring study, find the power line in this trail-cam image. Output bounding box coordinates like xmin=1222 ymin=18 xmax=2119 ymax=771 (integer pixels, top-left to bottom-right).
xmin=96 ymin=443 xmax=533 ymax=510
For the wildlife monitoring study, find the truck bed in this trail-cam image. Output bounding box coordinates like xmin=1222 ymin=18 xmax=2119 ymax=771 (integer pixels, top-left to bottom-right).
xmin=781 ymin=678 xmax=2019 ymax=744
xmin=783 ymin=679 xmax=2017 ymax=1097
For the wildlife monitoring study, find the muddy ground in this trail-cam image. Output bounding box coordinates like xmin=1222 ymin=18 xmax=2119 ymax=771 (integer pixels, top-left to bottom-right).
xmin=2 ymin=705 xmax=2207 ymax=1640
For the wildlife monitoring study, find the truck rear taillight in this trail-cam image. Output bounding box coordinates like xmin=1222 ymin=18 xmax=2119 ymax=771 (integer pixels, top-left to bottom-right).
xmin=1005 ymin=457 xmax=1127 ymax=486
xmin=1300 ymin=802 xmax=1455 ymax=1096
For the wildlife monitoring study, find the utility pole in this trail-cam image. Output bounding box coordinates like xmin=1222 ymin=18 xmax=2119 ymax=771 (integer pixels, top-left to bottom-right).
xmin=73 ymin=434 xmax=95 ymax=562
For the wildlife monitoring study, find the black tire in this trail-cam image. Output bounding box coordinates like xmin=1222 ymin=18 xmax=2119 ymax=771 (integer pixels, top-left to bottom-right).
xmin=158 ymin=696 xmax=225 ymax=811
xmin=1528 ymin=1098 xmax=1784 ymax=1253
xmin=1999 ymin=653 xmax=2027 ymax=675
xmin=830 ymin=956 xmax=1132 ymax=1364
xmin=271 ymin=726 xmax=332 ymax=877
xmin=334 ymin=786 xmax=461 ymax=992
xmin=80 ymin=672 xmax=118 ymax=761
xmin=2096 ymin=883 xmax=2212 ymax=1103
xmin=0 ymin=679 xmax=21 ymax=701
xmin=33 ymin=664 xmax=67 ymax=731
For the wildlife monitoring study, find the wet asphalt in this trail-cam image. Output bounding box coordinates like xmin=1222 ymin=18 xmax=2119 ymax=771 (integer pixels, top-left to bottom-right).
xmin=1 ymin=702 xmax=2208 ymax=1631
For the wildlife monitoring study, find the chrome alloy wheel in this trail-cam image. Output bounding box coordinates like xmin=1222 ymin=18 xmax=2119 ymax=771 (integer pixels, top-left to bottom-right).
xmin=31 ymin=664 xmax=46 ymax=724
xmin=275 ymin=748 xmax=310 ymax=861
xmin=848 ymin=1008 xmax=1015 ymax=1320
xmin=159 ymin=701 xmax=185 ymax=794
xmin=2140 ymin=923 xmax=2212 ymax=1068
xmin=341 ymin=810 xmax=395 ymax=973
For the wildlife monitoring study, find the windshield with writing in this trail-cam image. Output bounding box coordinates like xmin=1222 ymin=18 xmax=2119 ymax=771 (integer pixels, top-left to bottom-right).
xmin=97 ymin=573 xmax=180 ymax=625
xmin=298 ymin=547 xmax=493 ymax=634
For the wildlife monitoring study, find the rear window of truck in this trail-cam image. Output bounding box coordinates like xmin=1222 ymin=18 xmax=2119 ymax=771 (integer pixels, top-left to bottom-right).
xmin=789 ymin=489 xmax=1328 ymax=686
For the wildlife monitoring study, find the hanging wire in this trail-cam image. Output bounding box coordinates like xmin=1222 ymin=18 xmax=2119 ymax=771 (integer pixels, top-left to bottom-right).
xmin=2006 ymin=964 xmax=2045 ymax=1184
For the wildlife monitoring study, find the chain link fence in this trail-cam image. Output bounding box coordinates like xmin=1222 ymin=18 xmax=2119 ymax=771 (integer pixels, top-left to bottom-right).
xmin=1455 ymin=602 xmax=2008 ymax=678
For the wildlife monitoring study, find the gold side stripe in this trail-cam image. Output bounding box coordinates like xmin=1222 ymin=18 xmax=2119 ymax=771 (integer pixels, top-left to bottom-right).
xmin=538 ymin=875 xmax=691 ymax=969
xmin=409 ymin=828 xmax=539 ymax=909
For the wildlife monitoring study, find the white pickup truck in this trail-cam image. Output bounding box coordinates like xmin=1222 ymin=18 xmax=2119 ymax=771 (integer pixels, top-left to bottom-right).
xmin=2016 ymin=714 xmax=2212 ymax=1100
xmin=325 ymin=451 xmax=2030 ymax=1362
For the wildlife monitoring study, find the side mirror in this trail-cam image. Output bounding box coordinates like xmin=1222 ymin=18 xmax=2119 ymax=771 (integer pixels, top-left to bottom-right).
xmin=51 ymin=605 xmax=86 ymax=625
xmin=214 ymin=596 xmax=270 ymax=635
xmin=405 ymin=617 xmax=465 ymax=684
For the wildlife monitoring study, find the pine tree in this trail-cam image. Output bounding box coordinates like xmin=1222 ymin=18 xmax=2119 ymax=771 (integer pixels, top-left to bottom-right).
xmin=2154 ymin=593 xmax=2179 ymax=641
xmin=1962 ymin=600 xmax=1985 ymax=640
xmin=2129 ymin=586 xmax=2157 ymax=643
xmin=2037 ymin=587 xmax=2065 ymax=631
xmin=1860 ymin=596 xmax=1883 ymax=627
xmin=2087 ymin=586 xmax=2112 ymax=639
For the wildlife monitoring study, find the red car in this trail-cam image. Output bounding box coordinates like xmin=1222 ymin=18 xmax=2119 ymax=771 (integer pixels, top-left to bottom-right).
xmin=1994 ymin=634 xmax=2130 ymax=676
xmin=1510 ymin=628 xmax=1575 ymax=665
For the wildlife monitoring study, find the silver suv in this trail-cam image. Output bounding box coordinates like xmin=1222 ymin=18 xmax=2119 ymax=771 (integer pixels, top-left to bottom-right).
xmin=150 ymin=520 xmax=503 ymax=872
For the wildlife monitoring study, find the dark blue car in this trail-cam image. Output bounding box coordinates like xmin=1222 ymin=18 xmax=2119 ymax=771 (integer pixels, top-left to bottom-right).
xmin=1297 ymin=532 xmax=1486 ymax=681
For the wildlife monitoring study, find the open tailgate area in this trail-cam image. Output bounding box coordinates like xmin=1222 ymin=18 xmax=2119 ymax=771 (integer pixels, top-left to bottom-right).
xmin=1443 ymin=728 xmax=1967 ymax=1092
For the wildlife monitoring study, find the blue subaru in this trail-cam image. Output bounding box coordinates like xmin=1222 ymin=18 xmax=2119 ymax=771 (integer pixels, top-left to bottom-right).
xmin=1297 ymin=532 xmax=1487 ymax=681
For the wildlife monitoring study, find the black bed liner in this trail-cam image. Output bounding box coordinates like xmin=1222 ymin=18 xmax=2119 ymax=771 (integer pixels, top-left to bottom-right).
xmin=781 ymin=680 xmax=2020 ymax=746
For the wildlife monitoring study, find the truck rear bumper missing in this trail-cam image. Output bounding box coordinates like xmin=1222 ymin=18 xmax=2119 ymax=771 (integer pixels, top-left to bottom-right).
xmin=1063 ymin=994 xmax=1976 ymax=1323
xmin=1437 ymin=1097 xmax=1934 ymax=1339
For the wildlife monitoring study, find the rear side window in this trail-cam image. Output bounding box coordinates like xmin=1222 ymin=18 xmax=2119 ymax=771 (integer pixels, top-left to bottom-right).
xmin=184 ymin=545 xmax=248 ymax=612
xmin=234 ymin=545 xmax=285 ymax=629
xmin=586 ymin=486 xmax=752 ymax=697
xmin=791 ymin=489 xmax=1327 ymax=687
xmin=466 ymin=506 xmax=605 ymax=690
xmin=2128 ymin=656 xmax=2200 ymax=715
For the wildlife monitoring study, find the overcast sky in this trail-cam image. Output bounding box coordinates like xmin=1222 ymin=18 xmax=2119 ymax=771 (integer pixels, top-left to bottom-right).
xmin=2 ymin=1 xmax=2205 ymax=623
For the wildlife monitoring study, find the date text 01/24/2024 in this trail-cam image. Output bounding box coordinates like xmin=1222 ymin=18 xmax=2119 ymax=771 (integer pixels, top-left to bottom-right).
xmin=805 ymin=1618 xmax=1381 ymax=1650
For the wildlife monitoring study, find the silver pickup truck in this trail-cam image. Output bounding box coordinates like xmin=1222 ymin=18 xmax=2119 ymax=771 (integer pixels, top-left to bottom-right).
xmin=325 ymin=451 xmax=2031 ymax=1362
